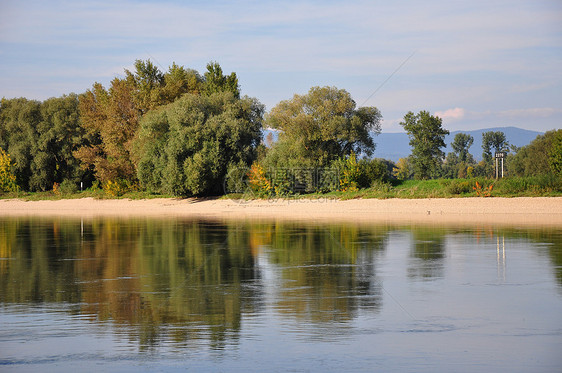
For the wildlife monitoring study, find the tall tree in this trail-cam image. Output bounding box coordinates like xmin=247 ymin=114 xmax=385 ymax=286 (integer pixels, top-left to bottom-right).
xmin=125 ymin=59 xmax=165 ymax=115
xmin=75 ymin=59 xmax=204 ymax=184
xmin=0 ymin=98 xmax=40 ymax=190
xmin=75 ymin=78 xmax=139 ymax=184
xmin=135 ymin=91 xmax=264 ymax=196
xmin=266 ymin=86 xmax=382 ymax=169
xmin=482 ymin=131 xmax=508 ymax=163
xmin=33 ymin=94 xmax=92 ymax=189
xmin=0 ymin=96 xmax=91 ymax=191
xmin=400 ymin=111 xmax=449 ymax=179
xmin=451 ymin=133 xmax=474 ymax=163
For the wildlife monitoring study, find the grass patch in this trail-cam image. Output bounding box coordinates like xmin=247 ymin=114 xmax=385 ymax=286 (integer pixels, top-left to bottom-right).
xmin=0 ymin=189 xmax=174 ymax=201
xmin=2 ymin=176 xmax=561 ymax=201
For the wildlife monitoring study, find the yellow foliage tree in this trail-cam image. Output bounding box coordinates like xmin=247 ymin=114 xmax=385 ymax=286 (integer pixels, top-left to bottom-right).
xmin=0 ymin=148 xmax=19 ymax=193
xmin=339 ymin=152 xmax=360 ymax=192
xmin=392 ymin=157 xmax=412 ymax=180
xmin=247 ymin=163 xmax=272 ymax=197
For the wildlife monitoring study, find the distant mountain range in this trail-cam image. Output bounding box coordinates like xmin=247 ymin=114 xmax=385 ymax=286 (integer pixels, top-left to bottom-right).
xmin=372 ymin=127 xmax=543 ymax=162
xmin=262 ymin=126 xmax=543 ymax=162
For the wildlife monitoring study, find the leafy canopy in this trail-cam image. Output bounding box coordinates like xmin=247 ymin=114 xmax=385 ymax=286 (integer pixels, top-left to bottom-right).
xmin=0 ymin=95 xmax=90 ymax=191
xmin=400 ymin=111 xmax=449 ymax=180
xmin=266 ymin=86 xmax=381 ymax=168
xmin=482 ymin=131 xmax=508 ymax=163
xmin=135 ymin=91 xmax=264 ymax=196
xmin=508 ymin=129 xmax=562 ymax=177
xmin=451 ymin=133 xmax=474 ymax=163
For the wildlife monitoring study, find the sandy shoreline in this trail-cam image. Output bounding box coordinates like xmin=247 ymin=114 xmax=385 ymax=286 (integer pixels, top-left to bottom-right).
xmin=1 ymin=196 xmax=561 ymax=226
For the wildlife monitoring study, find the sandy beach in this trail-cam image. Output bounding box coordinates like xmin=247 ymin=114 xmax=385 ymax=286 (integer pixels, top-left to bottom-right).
xmin=1 ymin=196 xmax=561 ymax=226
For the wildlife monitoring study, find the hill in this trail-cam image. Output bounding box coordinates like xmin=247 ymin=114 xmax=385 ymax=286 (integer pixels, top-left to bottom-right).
xmin=262 ymin=126 xmax=544 ymax=162
xmin=372 ymin=127 xmax=543 ymax=162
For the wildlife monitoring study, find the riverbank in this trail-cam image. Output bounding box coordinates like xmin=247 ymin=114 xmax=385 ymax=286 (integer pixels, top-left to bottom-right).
xmin=1 ymin=196 xmax=561 ymax=226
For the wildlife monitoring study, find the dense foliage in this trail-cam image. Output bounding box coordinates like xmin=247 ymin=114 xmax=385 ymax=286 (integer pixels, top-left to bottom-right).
xmin=266 ymin=86 xmax=382 ymax=169
xmin=0 ymin=95 xmax=91 ymax=191
xmin=256 ymin=86 xmax=383 ymax=194
xmin=507 ymin=129 xmax=562 ymax=177
xmin=400 ymin=111 xmax=449 ymax=180
xmin=0 ymin=59 xmax=560 ymax=197
xmin=136 ymin=92 xmax=263 ymax=195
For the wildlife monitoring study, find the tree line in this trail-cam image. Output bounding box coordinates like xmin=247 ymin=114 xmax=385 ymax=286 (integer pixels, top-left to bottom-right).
xmin=1 ymin=59 xmax=561 ymax=196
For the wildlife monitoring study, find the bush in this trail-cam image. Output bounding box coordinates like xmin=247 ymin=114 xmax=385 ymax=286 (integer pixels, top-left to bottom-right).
xmin=357 ymin=158 xmax=389 ymax=188
xmin=104 ymin=179 xmax=139 ymax=197
xmin=496 ymin=175 xmax=562 ymax=195
xmin=247 ymin=163 xmax=272 ymax=197
xmin=446 ymin=180 xmax=472 ymax=195
xmin=59 ymin=179 xmax=78 ymax=195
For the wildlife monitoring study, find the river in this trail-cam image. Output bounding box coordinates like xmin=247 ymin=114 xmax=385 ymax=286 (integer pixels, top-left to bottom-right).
xmin=0 ymin=217 xmax=561 ymax=372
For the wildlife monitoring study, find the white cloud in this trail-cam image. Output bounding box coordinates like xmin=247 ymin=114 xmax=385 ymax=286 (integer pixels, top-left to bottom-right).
xmin=435 ymin=108 xmax=466 ymax=121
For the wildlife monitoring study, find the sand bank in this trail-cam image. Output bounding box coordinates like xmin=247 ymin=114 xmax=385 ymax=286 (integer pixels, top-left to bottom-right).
xmin=1 ymin=197 xmax=561 ymax=226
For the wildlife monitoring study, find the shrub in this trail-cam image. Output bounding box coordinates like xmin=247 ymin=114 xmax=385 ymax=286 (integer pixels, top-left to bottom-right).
xmin=357 ymin=158 xmax=389 ymax=188
xmin=447 ymin=180 xmax=472 ymax=195
xmin=496 ymin=175 xmax=562 ymax=195
xmin=338 ymin=153 xmax=360 ymax=192
xmin=0 ymin=149 xmax=19 ymax=193
xmin=59 ymin=179 xmax=78 ymax=195
xmin=247 ymin=163 xmax=272 ymax=197
xmin=104 ymin=179 xmax=138 ymax=197
xmin=52 ymin=182 xmax=60 ymax=195
xmin=473 ymin=180 xmax=494 ymax=197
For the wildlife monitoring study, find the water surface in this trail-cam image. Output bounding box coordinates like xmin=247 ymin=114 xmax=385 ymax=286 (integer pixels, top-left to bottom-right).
xmin=0 ymin=217 xmax=561 ymax=372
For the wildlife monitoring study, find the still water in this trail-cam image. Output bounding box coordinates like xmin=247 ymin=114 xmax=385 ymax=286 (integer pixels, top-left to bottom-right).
xmin=0 ymin=217 xmax=561 ymax=372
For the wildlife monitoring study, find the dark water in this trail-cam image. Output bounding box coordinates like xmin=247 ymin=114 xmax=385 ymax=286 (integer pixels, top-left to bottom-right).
xmin=0 ymin=217 xmax=561 ymax=372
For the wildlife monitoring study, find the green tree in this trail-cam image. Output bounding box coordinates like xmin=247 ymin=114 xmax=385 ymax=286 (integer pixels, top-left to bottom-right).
xmin=202 ymin=62 xmax=240 ymax=98
xmin=441 ymin=152 xmax=459 ymax=179
xmin=135 ymin=91 xmax=264 ymax=196
xmin=442 ymin=133 xmax=475 ymax=179
xmin=0 ymin=96 xmax=89 ymax=191
xmin=482 ymin=131 xmax=508 ymax=163
xmin=400 ymin=111 xmax=449 ymax=179
xmin=0 ymin=98 xmax=41 ymax=190
xmin=266 ymin=86 xmax=381 ymax=170
xmin=76 ymin=60 xmax=232 ymax=185
xmin=32 ymin=94 xmax=91 ymax=190
xmin=550 ymin=130 xmax=562 ymax=176
xmin=451 ymin=133 xmax=474 ymax=163
xmin=508 ymin=129 xmax=562 ymax=176
xmin=357 ymin=158 xmax=392 ymax=187
xmin=125 ymin=59 xmax=165 ymax=115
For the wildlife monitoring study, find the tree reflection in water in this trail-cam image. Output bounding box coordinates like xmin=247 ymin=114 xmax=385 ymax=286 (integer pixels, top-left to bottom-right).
xmin=0 ymin=217 xmax=393 ymax=349
xmin=408 ymin=227 xmax=447 ymax=280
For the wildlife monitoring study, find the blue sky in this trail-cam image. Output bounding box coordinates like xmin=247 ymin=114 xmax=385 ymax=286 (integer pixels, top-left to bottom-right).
xmin=1 ymin=0 xmax=561 ymax=132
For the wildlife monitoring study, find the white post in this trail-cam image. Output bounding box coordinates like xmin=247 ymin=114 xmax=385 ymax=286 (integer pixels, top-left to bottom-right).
xmin=501 ymin=158 xmax=504 ymax=178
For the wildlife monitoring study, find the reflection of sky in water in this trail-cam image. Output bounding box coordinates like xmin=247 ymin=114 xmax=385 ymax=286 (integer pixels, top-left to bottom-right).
xmin=0 ymin=218 xmax=561 ymax=372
